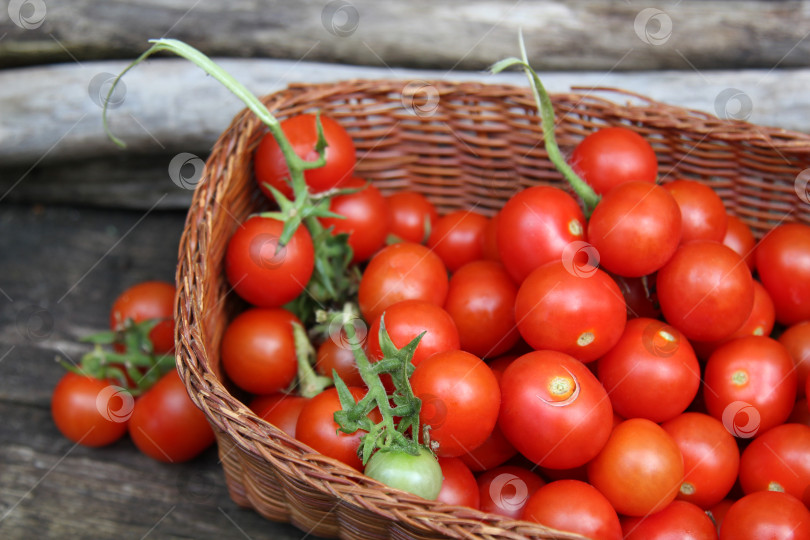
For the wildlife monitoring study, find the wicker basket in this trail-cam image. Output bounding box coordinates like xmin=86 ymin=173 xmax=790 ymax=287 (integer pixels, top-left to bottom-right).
xmin=175 ymin=79 xmax=810 ymax=539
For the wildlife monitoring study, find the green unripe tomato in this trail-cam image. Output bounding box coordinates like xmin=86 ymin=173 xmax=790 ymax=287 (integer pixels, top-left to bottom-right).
xmin=364 ymin=447 xmax=442 ymax=500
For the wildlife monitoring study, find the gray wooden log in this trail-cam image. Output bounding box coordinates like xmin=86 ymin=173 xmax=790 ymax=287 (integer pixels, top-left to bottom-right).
xmin=1 ymin=0 xmax=809 ymax=72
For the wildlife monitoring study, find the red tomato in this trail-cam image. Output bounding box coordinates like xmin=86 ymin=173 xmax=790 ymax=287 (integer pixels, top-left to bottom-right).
xmin=739 ymin=423 xmax=810 ymax=504
xmin=477 ymin=465 xmax=545 ymax=519
xmin=612 ymin=273 xmax=661 ymax=320
xmin=443 ymin=261 xmax=519 ymax=358
xmin=587 ymin=418 xmax=684 ymax=517
xmin=514 ymin=262 xmax=627 ymax=363
xmin=481 ymin=211 xmax=501 ymax=262
xmin=755 ymin=223 xmax=810 ymax=325
xmin=778 ymin=320 xmax=810 ymax=398
xmin=499 ymin=350 xmax=613 ymax=469
xmin=587 ymin=181 xmax=682 ymax=278
xmin=110 ymin=281 xmax=176 ymax=354
xmin=254 ymin=114 xmax=355 ymax=200
xmin=436 ymin=457 xmax=480 ymax=509
xmin=357 ymin=242 xmax=448 ymax=323
xmin=597 ymin=318 xmax=700 ymax=423
xmin=661 ymin=412 xmax=740 ymax=509
xmin=366 ymin=300 xmax=459 ymax=367
xmin=496 ymin=185 xmax=586 ymax=283
xmin=457 ymin=423 xmax=517 ymax=473
xmin=128 ymin=369 xmax=215 ymax=462
xmin=569 ymin=126 xmax=658 ymax=195
xmin=703 ymin=336 xmax=797 ymax=438
xmin=220 ymin=308 xmax=299 ymax=395
xmin=719 ymin=491 xmax=810 ymax=540
xmin=522 ymin=480 xmax=622 ymax=540
xmin=410 ymin=350 xmax=500 ymax=458
xmin=427 ymin=209 xmax=489 ymax=272
xmin=657 ymin=240 xmax=754 ymax=343
xmin=663 ymin=179 xmax=728 ymax=243
xmin=51 ymin=372 xmax=130 ymax=447
xmin=621 ymin=500 xmax=718 ymax=540
xmin=708 ymin=499 xmax=734 ymax=535
xmin=316 ymin=333 xmax=365 ymax=388
xmin=722 ymin=213 xmax=756 ymax=270
xmin=249 ymin=393 xmax=309 ymax=438
xmin=225 ymin=216 xmax=314 ymax=308
xmin=319 ymin=178 xmax=389 ymax=263
xmin=386 ymin=191 xmax=438 ymax=244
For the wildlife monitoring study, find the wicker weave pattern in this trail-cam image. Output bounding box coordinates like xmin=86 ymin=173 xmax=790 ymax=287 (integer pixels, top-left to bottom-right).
xmin=176 ymin=80 xmax=810 ymax=539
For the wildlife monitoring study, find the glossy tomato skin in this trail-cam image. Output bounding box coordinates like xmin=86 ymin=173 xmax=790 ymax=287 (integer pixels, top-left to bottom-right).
xmin=597 ymin=318 xmax=700 ymax=423
xmin=51 ymin=372 xmax=130 ymax=447
xmin=220 ymin=308 xmax=299 ymax=395
xmin=719 ymin=491 xmax=810 ymax=540
xmin=755 ymin=223 xmax=810 ymax=325
xmin=128 ymin=369 xmax=215 ymax=463
xmin=661 ymin=412 xmax=740 ymax=509
xmin=587 ymin=418 xmax=684 ymax=517
xmin=499 ymin=350 xmax=613 ymax=469
xmin=110 ymin=281 xmax=176 ymax=354
xmin=663 ymin=179 xmax=728 ymax=243
xmin=435 ymin=457 xmax=480 ymax=509
xmin=569 ymin=126 xmax=658 ymax=196
xmin=739 ymin=423 xmax=810 ymax=504
xmin=477 ymin=465 xmax=545 ymax=519
xmin=249 ymin=393 xmax=309 ymax=438
xmin=657 ymin=240 xmax=754 ymax=343
xmin=316 ymin=334 xmax=365 ymax=388
xmin=587 ymin=181 xmax=682 ymax=278
xmin=410 ymin=350 xmax=500 ymax=458
xmin=364 ymin=447 xmax=443 ymax=500
xmin=515 ymin=262 xmax=627 ymax=363
xmin=458 ymin=423 xmax=517 ymax=473
xmin=386 ymin=191 xmax=438 ymax=244
xmin=254 ymin=114 xmax=355 ymax=200
xmin=778 ymin=320 xmax=810 ymax=398
xmin=522 ymin=480 xmax=622 ymax=540
xmin=481 ymin=211 xmax=501 ymax=262
xmin=496 ymin=185 xmax=586 ymax=284
xmin=703 ymin=336 xmax=797 ymax=437
xmin=357 ymin=242 xmax=448 ymax=323
xmin=722 ymin=214 xmax=756 ymax=270
xmin=427 ymin=210 xmax=489 ymax=272
xmin=621 ymin=500 xmax=718 ymax=540
xmin=225 ymin=216 xmax=314 ymax=308
xmin=320 ymin=178 xmax=389 ymax=263
xmin=443 ymin=261 xmax=519 ymax=359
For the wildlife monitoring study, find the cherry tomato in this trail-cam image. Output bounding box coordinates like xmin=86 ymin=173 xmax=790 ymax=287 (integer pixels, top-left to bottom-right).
xmin=51 ymin=372 xmax=130 ymax=447
xmin=225 ymin=216 xmax=314 ymax=308
xmin=621 ymin=500 xmax=718 ymax=540
xmin=358 ymin=242 xmax=448 ymax=323
xmin=249 ymin=393 xmax=309 ymax=438
xmin=443 ymin=261 xmax=519 ymax=359
xmin=514 ymin=262 xmax=626 ymax=363
xmin=499 ymin=350 xmax=613 ymax=469
xmin=254 ymin=113 xmax=355 ymax=200
xmin=386 ymin=191 xmax=438 ymax=244
xmin=703 ymin=336 xmax=797 ymax=438
xmin=587 ymin=418 xmax=684 ymax=517
xmin=657 ymin=240 xmax=754 ymax=343
xmin=497 ymin=185 xmax=586 ymax=283
xmin=739 ymin=423 xmax=810 ymax=504
xmin=755 ymin=223 xmax=810 ymax=325
xmin=319 ymin=178 xmax=389 ymax=263
xmin=661 ymin=412 xmax=740 ymax=509
xmin=722 ymin=213 xmax=756 ymax=270
xmin=719 ymin=491 xmax=810 ymax=540
xmin=315 ymin=333 xmax=365 ymax=388
xmin=110 ymin=281 xmax=176 ymax=354
xmin=778 ymin=320 xmax=810 ymax=398
xmin=477 ymin=465 xmax=545 ymax=519
xmin=522 ymin=480 xmax=622 ymax=540
xmin=128 ymin=369 xmax=215 ymax=462
xmin=435 ymin=457 xmax=479 ymax=508
xmin=597 ymin=317 xmax=700 ymax=423
xmin=364 ymin=447 xmax=442 ymax=500
xmin=410 ymin=350 xmax=500 ymax=458
xmin=220 ymin=307 xmax=299 ymax=395
xmin=481 ymin=211 xmax=501 ymax=262
xmin=569 ymin=126 xmax=658 ymax=196
xmin=663 ymin=179 xmax=728 ymax=243
xmin=427 ymin=209 xmax=488 ymax=272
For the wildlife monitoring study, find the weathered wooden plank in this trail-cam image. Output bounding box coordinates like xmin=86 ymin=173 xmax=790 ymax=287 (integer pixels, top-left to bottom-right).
xmin=1 ymin=0 xmax=809 ymax=72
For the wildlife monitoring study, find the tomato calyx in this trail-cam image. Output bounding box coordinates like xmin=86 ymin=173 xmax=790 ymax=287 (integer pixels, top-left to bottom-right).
xmin=540 ymin=368 xmax=581 ymax=407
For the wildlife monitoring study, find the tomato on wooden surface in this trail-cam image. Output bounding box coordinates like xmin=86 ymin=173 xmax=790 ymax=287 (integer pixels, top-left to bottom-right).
xmin=477 ymin=465 xmax=545 ymax=519
xmin=755 ymin=223 xmax=810 ymax=325
xmin=51 ymin=372 xmax=130 ymax=447
xmin=721 ymin=213 xmax=756 ymax=270
xmin=435 ymin=457 xmax=480 ymax=508
xmin=663 ymin=179 xmax=728 ymax=243
xmin=427 ymin=209 xmax=488 ymax=272
xmin=522 ymin=480 xmax=622 ymax=540
xmin=778 ymin=320 xmax=810 ymax=398
xmin=254 ymin=113 xmax=355 ymax=200
xmin=225 ymin=215 xmax=314 ymax=308
xmin=386 ymin=191 xmax=438 ymax=244
xmin=621 ymin=500 xmax=718 ymax=540
xmin=110 ymin=280 xmax=176 ymax=354
xmin=719 ymin=491 xmax=810 ymax=540
xmin=739 ymin=423 xmax=810 ymax=504
xmin=319 ymin=178 xmax=389 ymax=263
xmin=249 ymin=393 xmax=309 ymax=439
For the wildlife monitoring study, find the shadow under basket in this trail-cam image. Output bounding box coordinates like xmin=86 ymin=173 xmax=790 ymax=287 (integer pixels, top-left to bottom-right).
xmin=175 ymin=79 xmax=810 ymax=539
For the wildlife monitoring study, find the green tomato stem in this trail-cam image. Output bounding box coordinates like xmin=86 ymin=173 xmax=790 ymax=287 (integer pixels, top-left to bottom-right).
xmin=291 ymin=322 xmax=333 ymax=398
